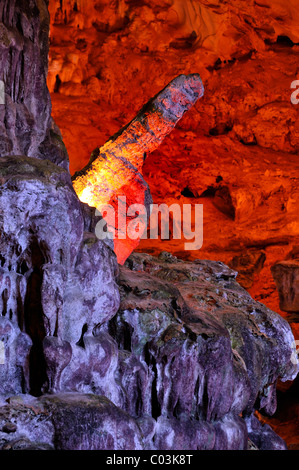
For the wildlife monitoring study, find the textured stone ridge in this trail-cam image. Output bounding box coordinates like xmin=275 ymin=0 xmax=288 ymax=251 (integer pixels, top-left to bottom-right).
xmin=0 ymin=0 xmax=69 ymax=169
xmin=0 ymin=155 xmax=120 ymax=397
xmin=1 ymin=251 xmax=296 ymax=450
xmin=105 ymin=252 xmax=298 ymax=450
xmin=0 ymin=1 xmax=298 ymax=451
xmin=71 ymin=73 xmax=204 ymax=265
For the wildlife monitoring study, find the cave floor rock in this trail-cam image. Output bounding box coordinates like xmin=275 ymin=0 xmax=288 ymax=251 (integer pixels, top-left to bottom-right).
xmin=111 ymin=252 xmax=298 ymax=450
xmin=1 ymin=251 xmax=296 ymax=451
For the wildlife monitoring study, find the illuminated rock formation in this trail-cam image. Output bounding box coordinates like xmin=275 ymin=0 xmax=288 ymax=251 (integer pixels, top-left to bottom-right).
xmin=0 ymin=0 xmax=298 ymax=452
xmin=0 ymin=251 xmax=297 ymax=450
xmin=0 ymin=155 xmax=120 ymax=397
xmin=48 ymin=0 xmax=299 ymax=314
xmin=46 ymin=0 xmax=299 ymax=448
xmin=72 ymin=73 xmax=204 ymax=264
xmin=0 ymin=0 xmax=69 ymax=169
xmin=111 ymin=252 xmax=298 ymax=451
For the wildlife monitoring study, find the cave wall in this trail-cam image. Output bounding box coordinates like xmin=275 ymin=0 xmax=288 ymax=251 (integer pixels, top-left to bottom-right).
xmin=0 ymin=0 xmax=298 ymax=451
xmin=0 ymin=0 xmax=120 ymax=399
xmin=47 ymin=0 xmax=299 ymax=321
xmin=0 ymin=0 xmax=69 ymax=169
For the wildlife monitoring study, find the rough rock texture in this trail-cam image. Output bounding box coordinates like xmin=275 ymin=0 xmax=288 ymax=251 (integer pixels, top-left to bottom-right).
xmin=105 ymin=252 xmax=297 ymax=450
xmin=0 ymin=393 xmax=143 ymax=450
xmin=0 ymin=252 xmax=297 ymax=450
xmin=0 ymin=0 xmax=69 ymax=170
xmin=0 ymin=0 xmax=298 ymax=452
xmin=72 ymin=73 xmax=204 ymax=264
xmin=47 ymin=0 xmax=299 ymax=319
xmin=47 ymin=2 xmax=299 ymax=443
xmin=0 ymin=156 xmax=120 ymax=397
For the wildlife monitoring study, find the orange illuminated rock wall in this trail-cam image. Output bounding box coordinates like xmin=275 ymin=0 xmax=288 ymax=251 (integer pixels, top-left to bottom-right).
xmin=47 ymin=0 xmax=299 ymax=325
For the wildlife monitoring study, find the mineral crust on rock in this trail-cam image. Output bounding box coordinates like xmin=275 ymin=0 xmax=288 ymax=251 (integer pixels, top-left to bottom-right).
xmin=102 ymin=252 xmax=298 ymax=450
xmin=0 ymin=0 xmax=298 ymax=452
xmin=0 ymin=0 xmax=69 ymax=169
xmin=0 ymin=155 xmax=120 ymax=397
xmin=0 ymin=252 xmax=297 ymax=450
xmin=0 ymin=393 xmax=143 ymax=450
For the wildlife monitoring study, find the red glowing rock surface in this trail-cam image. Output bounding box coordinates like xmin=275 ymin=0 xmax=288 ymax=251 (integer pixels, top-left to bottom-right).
xmin=47 ymin=1 xmax=299 ymax=322
xmin=45 ymin=0 xmax=299 ymax=449
xmin=71 ymin=73 xmax=204 ymax=263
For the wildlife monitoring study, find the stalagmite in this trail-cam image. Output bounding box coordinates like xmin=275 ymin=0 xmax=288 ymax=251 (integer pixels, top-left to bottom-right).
xmin=0 ymin=0 xmax=298 ymax=452
xmin=72 ymin=74 xmax=204 ymax=263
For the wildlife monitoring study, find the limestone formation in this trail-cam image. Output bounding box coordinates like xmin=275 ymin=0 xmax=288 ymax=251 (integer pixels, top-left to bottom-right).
xmin=0 ymin=155 xmax=120 ymax=397
xmin=0 ymin=0 xmax=69 ymax=169
xmin=0 ymin=251 xmax=297 ymax=450
xmin=48 ymin=0 xmax=299 ymax=323
xmin=72 ymin=73 xmax=204 ymax=264
xmin=107 ymin=252 xmax=297 ymax=449
xmin=0 ymin=0 xmax=298 ymax=452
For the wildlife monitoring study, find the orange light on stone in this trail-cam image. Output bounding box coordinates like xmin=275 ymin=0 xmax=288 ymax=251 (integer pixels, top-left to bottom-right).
xmin=72 ymin=74 xmax=204 ymax=264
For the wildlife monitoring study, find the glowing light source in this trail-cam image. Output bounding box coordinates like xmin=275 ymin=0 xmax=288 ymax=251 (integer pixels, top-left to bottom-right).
xmin=72 ymin=74 xmax=204 ymax=264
